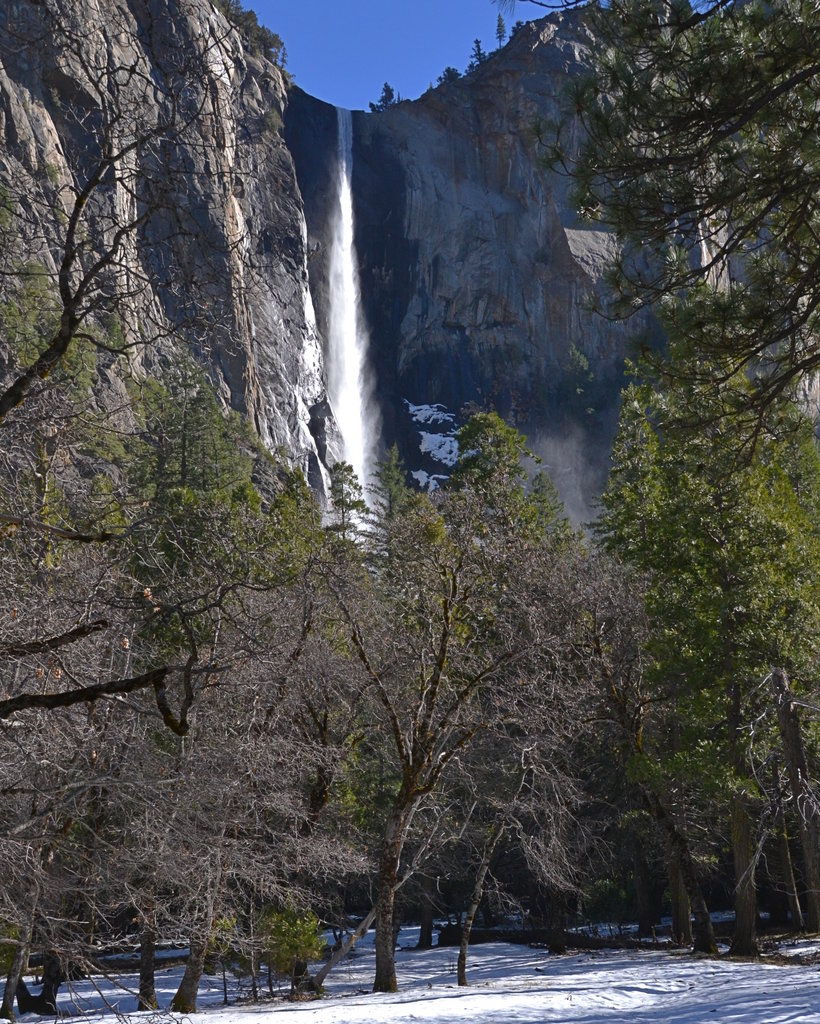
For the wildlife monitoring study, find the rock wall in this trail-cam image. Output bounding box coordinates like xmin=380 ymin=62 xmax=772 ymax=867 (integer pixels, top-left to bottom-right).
xmin=0 ymin=0 xmax=338 ymax=492
xmin=288 ymin=12 xmax=653 ymax=515
xmin=1 ymin=1 xmax=648 ymax=514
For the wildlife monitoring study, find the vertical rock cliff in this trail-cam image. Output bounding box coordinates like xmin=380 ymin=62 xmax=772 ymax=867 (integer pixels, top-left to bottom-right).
xmin=288 ymin=12 xmax=652 ymax=514
xmin=0 ymin=0 xmax=338 ymax=491
xmin=1 ymin=1 xmax=647 ymax=512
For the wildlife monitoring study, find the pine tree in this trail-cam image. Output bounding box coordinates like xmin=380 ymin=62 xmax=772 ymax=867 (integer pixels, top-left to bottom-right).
xmin=369 ymin=82 xmax=398 ymax=113
xmin=373 ymin=444 xmax=411 ymax=521
xmin=598 ymin=372 xmax=820 ymax=956
xmin=496 ymin=13 xmax=507 ymax=47
xmin=466 ymin=38 xmax=487 ymax=73
xmin=551 ymin=0 xmax=820 ymax=425
xmin=327 ymin=461 xmax=369 ymax=545
xmin=437 ymin=66 xmax=461 ymax=86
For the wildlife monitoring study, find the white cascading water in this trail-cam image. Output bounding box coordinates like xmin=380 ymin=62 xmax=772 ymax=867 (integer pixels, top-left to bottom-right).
xmin=327 ymin=107 xmax=378 ymax=498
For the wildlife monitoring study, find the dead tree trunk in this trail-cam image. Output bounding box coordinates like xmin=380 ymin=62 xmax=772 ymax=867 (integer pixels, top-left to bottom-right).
xmin=771 ymin=668 xmax=820 ymax=931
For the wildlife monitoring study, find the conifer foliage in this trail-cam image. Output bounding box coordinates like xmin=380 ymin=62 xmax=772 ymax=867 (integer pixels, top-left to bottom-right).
xmin=547 ymin=0 xmax=820 ymax=422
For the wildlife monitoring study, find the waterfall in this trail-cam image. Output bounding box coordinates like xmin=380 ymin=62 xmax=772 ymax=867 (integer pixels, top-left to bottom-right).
xmin=327 ymin=107 xmax=379 ymax=498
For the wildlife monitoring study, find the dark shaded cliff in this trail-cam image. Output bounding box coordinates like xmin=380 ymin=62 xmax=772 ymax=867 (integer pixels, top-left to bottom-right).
xmin=287 ymin=12 xmax=653 ymax=514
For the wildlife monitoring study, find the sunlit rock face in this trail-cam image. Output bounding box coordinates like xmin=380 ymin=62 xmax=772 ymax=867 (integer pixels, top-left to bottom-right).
xmin=1 ymin=1 xmax=648 ymax=515
xmin=288 ymin=12 xmax=654 ymax=518
xmin=0 ymin=0 xmax=336 ymax=493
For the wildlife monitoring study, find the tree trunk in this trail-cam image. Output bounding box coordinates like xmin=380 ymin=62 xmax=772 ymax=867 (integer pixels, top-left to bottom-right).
xmin=771 ymin=668 xmax=820 ymax=931
xmin=373 ymin=810 xmax=409 ymax=993
xmin=137 ymin=922 xmax=158 ymax=1011
xmin=290 ymin=960 xmax=311 ymax=998
xmin=457 ymin=823 xmax=505 ymax=986
xmin=668 ymin=851 xmax=693 ymax=946
xmin=416 ymin=875 xmax=435 ymax=951
xmin=373 ymin=883 xmax=399 ymax=993
xmin=170 ymin=937 xmax=208 ymax=1013
xmin=545 ymin=891 xmax=567 ymax=954
xmin=771 ymin=762 xmax=804 ymax=931
xmin=311 ymin=907 xmax=377 ymax=990
xmin=1 ymin=918 xmax=34 ymax=1022
xmin=729 ymin=795 xmax=758 ymax=956
xmin=634 ymin=850 xmax=659 ymax=937
xmin=15 ymin=952 xmax=63 ymax=1015
xmin=727 ymin=677 xmax=758 ymax=957
xmin=391 ymin=900 xmax=402 ymax=951
xmin=244 ymin=909 xmax=257 ymax=1003
xmin=248 ymin=906 xmax=258 ymax=1003
xmin=642 ymin=788 xmax=716 ymax=953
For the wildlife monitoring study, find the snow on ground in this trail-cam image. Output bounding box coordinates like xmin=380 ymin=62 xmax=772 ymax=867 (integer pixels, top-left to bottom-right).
xmin=776 ymin=937 xmax=820 ymax=960
xmin=32 ymin=926 xmax=820 ymax=1024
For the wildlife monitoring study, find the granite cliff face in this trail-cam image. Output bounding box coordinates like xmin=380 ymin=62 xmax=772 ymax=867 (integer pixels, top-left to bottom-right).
xmin=1 ymin=2 xmax=637 ymax=512
xmin=0 ymin=0 xmax=338 ymax=492
xmin=288 ymin=13 xmax=647 ymax=513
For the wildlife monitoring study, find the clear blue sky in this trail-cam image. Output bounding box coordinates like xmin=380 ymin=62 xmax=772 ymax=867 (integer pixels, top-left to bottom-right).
xmin=249 ymin=1 xmax=541 ymax=110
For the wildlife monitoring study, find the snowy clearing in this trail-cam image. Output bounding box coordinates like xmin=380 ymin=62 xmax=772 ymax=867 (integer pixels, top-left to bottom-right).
xmin=32 ymin=928 xmax=820 ymax=1024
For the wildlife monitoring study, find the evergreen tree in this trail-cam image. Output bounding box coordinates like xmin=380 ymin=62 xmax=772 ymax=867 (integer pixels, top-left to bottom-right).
xmin=372 ymin=444 xmax=411 ymax=521
xmin=449 ymin=411 xmax=567 ymax=541
xmin=327 ymin=461 xmax=369 ymax=546
xmin=437 ymin=66 xmax=461 ymax=86
xmin=496 ymin=13 xmax=507 ymax=47
xmin=598 ymin=374 xmax=820 ymax=955
xmin=369 ymin=82 xmax=398 ymax=113
xmin=549 ymin=0 xmax=820 ymax=426
xmin=466 ymin=38 xmax=488 ymax=73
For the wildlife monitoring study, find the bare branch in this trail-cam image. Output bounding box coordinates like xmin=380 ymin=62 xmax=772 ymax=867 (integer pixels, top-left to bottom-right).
xmin=0 ymin=667 xmax=169 ymax=719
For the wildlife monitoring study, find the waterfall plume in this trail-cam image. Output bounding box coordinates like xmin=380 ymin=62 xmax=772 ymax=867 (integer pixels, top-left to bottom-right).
xmin=326 ymin=107 xmax=379 ymax=499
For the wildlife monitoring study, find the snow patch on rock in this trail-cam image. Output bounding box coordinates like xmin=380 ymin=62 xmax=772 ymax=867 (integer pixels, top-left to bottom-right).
xmin=419 ymin=431 xmax=458 ymax=467
xmin=405 ymin=401 xmax=457 ymax=427
xmin=411 ymin=469 xmax=449 ymax=491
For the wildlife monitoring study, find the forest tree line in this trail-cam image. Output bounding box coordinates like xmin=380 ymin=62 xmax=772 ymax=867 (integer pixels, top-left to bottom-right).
xmin=3 ymin=321 xmax=820 ymax=1011
xmin=4 ymin=0 xmax=820 ymax=1012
